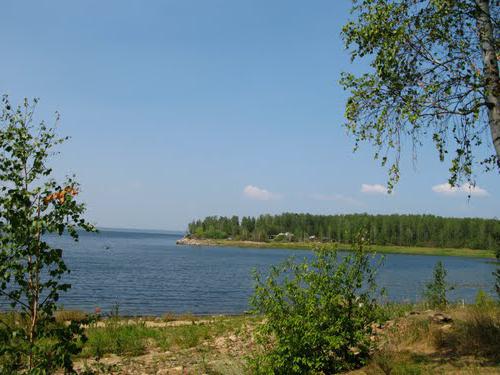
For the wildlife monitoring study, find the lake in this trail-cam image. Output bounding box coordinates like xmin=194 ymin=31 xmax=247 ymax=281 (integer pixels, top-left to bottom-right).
xmin=11 ymin=229 xmax=499 ymax=316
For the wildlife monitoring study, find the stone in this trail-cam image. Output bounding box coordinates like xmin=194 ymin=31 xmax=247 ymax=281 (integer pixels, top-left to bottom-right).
xmin=430 ymin=312 xmax=453 ymax=323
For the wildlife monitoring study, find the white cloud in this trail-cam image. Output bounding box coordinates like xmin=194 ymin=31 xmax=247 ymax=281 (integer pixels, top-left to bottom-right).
xmin=360 ymin=183 xmax=388 ymax=195
xmin=243 ymin=185 xmax=280 ymax=201
xmin=310 ymin=193 xmax=361 ymax=206
xmin=432 ymin=183 xmax=489 ymax=197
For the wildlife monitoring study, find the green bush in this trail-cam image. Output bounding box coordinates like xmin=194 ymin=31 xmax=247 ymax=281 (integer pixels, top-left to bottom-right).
xmin=474 ymin=289 xmax=496 ymax=308
xmin=204 ymin=229 xmax=228 ymax=239
xmin=83 ymin=322 xmax=157 ymax=358
xmin=249 ymin=236 xmax=382 ymax=374
xmin=424 ymin=261 xmax=452 ymax=308
xmin=0 ymin=314 xmax=91 ymax=374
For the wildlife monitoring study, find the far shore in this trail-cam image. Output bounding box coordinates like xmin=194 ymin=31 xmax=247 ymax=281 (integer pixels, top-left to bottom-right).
xmin=176 ymin=237 xmax=497 ymax=259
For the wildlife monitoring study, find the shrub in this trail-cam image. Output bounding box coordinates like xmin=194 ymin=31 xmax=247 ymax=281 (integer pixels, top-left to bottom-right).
xmin=424 ymin=261 xmax=451 ymax=308
xmin=0 ymin=314 xmax=91 ymax=374
xmin=54 ymin=310 xmax=88 ymax=323
xmin=249 ymin=235 xmax=382 ymax=374
xmin=204 ymin=229 xmax=228 ymax=239
xmin=83 ymin=322 xmax=156 ymax=358
xmin=475 ymin=289 xmax=495 ymax=308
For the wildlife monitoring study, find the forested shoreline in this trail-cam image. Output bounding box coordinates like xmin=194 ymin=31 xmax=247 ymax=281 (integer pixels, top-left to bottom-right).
xmin=188 ymin=213 xmax=500 ymax=251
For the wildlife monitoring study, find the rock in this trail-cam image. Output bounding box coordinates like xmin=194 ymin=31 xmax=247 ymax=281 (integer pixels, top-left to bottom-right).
xmin=370 ymin=322 xmax=384 ymax=335
xmin=214 ymin=336 xmax=226 ymax=349
xmin=228 ymin=334 xmax=237 ymax=342
xmin=176 ymin=237 xmax=204 ymax=246
xmin=430 ymin=312 xmax=453 ymax=324
xmin=383 ymin=320 xmax=395 ymax=329
xmin=349 ymin=346 xmax=361 ymax=355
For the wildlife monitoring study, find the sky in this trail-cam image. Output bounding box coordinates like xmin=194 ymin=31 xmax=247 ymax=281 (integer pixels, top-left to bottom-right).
xmin=1 ymin=0 xmax=499 ymax=231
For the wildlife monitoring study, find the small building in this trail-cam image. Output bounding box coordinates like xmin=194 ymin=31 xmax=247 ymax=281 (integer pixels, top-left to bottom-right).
xmin=274 ymin=232 xmax=294 ymax=241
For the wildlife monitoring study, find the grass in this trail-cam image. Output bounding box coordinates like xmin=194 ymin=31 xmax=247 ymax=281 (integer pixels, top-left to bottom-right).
xmin=54 ymin=309 xmax=88 ymax=323
xmin=75 ymin=304 xmax=500 ymax=374
xmin=81 ymin=315 xmax=251 ymax=359
xmin=352 ymin=304 xmax=500 ymax=375
xmin=4 ymin=303 xmax=499 ymax=374
xmin=434 ymin=305 xmax=500 ymax=361
xmin=191 ymin=238 xmax=496 ymax=259
xmin=161 ymin=311 xmax=199 ymax=322
xmin=82 ymin=321 xmax=157 ymax=357
xmin=75 ymin=315 xmax=255 ymax=374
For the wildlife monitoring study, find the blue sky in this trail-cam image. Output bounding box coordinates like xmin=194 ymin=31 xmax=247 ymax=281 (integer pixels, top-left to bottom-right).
xmin=1 ymin=0 xmax=499 ymax=230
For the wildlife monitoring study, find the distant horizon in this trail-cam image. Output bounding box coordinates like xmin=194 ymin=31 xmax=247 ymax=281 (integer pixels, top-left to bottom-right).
xmin=97 ymin=210 xmax=499 ymax=235
xmin=96 ymin=226 xmax=186 ymax=234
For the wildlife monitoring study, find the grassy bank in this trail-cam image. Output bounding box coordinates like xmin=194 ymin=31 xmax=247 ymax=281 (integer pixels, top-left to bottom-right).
xmin=3 ymin=304 xmax=499 ymax=374
xmin=187 ymin=238 xmax=496 ymax=259
xmin=72 ymin=314 xmax=255 ymax=374
xmin=44 ymin=304 xmax=499 ymax=374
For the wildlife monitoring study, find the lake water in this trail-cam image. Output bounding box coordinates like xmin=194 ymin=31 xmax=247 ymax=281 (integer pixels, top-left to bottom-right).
xmin=6 ymin=229 xmax=498 ymax=316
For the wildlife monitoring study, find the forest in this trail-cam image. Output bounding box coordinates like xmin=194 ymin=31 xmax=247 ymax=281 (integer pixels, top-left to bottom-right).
xmin=188 ymin=213 xmax=500 ymax=251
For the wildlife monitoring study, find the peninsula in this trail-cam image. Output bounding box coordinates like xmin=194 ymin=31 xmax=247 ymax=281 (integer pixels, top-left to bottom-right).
xmin=179 ymin=213 xmax=500 ymax=259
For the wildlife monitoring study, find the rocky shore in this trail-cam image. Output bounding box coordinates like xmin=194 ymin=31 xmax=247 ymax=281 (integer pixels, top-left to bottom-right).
xmin=175 ymin=237 xmax=206 ymax=246
xmin=174 ymin=237 xmax=495 ymax=258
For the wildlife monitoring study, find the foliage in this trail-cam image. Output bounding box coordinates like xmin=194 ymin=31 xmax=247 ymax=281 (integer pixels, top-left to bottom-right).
xmin=82 ymin=316 xmax=249 ymax=359
xmin=474 ymin=289 xmax=496 ymax=308
xmin=424 ymin=261 xmax=452 ymax=308
xmin=341 ymin=0 xmax=500 ymax=190
xmin=188 ymin=213 xmax=500 ymax=251
xmin=249 ymin=235 xmax=382 ymax=374
xmin=0 ymin=96 xmax=95 ymax=373
xmin=0 ymin=312 xmax=97 ymax=374
xmin=84 ymin=321 xmax=155 ymax=358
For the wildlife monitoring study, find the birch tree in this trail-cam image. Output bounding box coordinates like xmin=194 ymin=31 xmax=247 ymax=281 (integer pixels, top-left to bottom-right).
xmin=341 ymin=0 xmax=500 ymax=190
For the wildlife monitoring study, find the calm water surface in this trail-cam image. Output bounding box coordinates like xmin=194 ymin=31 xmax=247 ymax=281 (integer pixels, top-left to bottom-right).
xmin=35 ymin=229 xmax=499 ymax=315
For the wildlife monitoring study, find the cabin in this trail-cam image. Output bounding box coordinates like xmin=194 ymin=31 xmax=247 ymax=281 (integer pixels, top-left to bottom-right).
xmin=272 ymin=232 xmax=294 ymax=241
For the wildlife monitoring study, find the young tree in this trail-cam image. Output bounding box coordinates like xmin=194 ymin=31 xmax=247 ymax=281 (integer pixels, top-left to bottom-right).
xmin=250 ymin=236 xmax=383 ymax=374
xmin=424 ymin=261 xmax=451 ymax=308
xmin=341 ymin=0 xmax=499 ymax=190
xmin=0 ymin=96 xmax=95 ymax=372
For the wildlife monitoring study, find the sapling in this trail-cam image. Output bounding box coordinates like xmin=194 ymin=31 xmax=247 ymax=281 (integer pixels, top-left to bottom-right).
xmin=0 ymin=96 xmax=95 ymax=373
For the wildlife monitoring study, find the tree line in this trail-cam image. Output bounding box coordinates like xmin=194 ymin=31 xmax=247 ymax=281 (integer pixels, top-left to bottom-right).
xmin=187 ymin=213 xmax=500 ymax=251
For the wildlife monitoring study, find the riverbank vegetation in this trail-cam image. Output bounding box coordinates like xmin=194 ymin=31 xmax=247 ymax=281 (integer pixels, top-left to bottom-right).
xmin=1 ymin=233 xmax=499 ymax=373
xmin=2 ymin=302 xmax=496 ymax=374
xmin=180 ymin=237 xmax=497 ymax=258
xmin=249 ymin=237 xmax=382 ymax=373
xmin=187 ymin=213 xmax=500 ymax=254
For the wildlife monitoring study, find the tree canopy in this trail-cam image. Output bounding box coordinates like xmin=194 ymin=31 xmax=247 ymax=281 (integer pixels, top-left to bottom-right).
xmin=341 ymin=0 xmax=500 ymax=190
xmin=188 ymin=213 xmax=500 ymax=251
